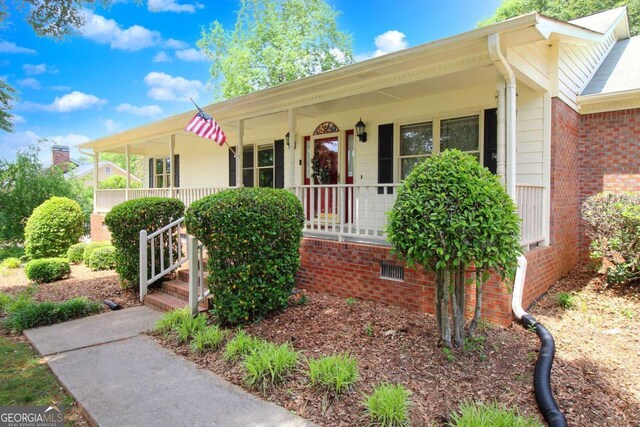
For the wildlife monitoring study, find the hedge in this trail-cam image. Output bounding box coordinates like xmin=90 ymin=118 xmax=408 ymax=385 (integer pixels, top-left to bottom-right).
xmin=88 ymin=246 xmax=116 ymax=271
xmin=83 ymin=242 xmax=111 ymax=265
xmin=105 ymin=197 xmax=185 ymax=288
xmin=185 ymin=188 xmax=304 ymax=324
xmin=24 ymin=197 xmax=84 ymax=259
xmin=25 ymin=258 xmax=71 ymax=283
xmin=67 ymin=242 xmax=87 ymax=264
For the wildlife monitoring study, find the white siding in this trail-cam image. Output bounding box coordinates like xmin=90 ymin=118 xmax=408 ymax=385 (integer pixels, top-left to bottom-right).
xmin=558 ymin=32 xmax=616 ymax=110
xmin=516 ymin=86 xmax=545 ymax=186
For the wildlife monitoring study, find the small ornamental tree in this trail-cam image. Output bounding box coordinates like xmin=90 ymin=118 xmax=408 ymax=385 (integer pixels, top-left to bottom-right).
xmin=186 ymin=188 xmax=304 ymax=324
xmin=387 ymin=150 xmax=521 ymax=348
xmin=24 ymin=197 xmax=84 ymax=259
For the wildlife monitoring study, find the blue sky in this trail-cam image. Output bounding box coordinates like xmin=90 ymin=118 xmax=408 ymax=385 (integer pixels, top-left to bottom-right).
xmin=0 ymin=0 xmax=502 ymax=161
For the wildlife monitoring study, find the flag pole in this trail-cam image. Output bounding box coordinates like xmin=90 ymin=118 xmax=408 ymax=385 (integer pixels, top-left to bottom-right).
xmin=189 ymin=98 xmax=236 ymax=157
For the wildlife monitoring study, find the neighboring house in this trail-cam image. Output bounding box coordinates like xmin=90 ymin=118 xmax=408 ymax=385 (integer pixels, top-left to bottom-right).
xmin=43 ymin=145 xmax=80 ymax=173
xmin=65 ymin=160 xmax=143 ymax=188
xmin=80 ymin=7 xmax=640 ymax=324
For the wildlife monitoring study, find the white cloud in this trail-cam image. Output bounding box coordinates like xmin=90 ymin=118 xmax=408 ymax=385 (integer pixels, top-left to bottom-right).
xmin=104 ymin=119 xmax=119 ymax=132
xmin=147 ymin=0 xmax=204 ymax=13
xmin=163 ymin=38 xmax=189 ymax=49
xmin=355 ymin=30 xmax=409 ymax=62
xmin=116 ymin=102 xmax=164 ymax=116
xmin=9 ymin=114 xmax=25 ymax=124
xmin=143 ymin=72 xmax=203 ymax=101
xmin=80 ymin=10 xmax=161 ymax=51
xmin=175 ymin=48 xmax=208 ymax=62
xmin=374 ymin=30 xmax=408 ymax=57
xmin=0 ymin=41 xmax=36 ymax=55
xmin=22 ymin=91 xmax=107 ymax=113
xmin=23 ymin=63 xmax=55 ymax=75
xmin=49 ymin=133 xmax=90 ymax=146
xmin=17 ymin=78 xmax=41 ymax=89
xmin=153 ymin=51 xmax=172 ymax=62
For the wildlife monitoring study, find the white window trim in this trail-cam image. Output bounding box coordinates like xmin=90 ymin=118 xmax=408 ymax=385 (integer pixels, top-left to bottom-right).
xmin=241 ymin=142 xmax=276 ymax=188
xmin=153 ymin=157 xmax=171 ymax=188
xmin=394 ymin=109 xmax=486 ymax=182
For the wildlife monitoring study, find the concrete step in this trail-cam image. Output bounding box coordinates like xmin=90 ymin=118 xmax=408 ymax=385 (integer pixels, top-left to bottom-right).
xmin=144 ymin=292 xmax=208 ymax=313
xmin=161 ymin=279 xmax=189 ymax=300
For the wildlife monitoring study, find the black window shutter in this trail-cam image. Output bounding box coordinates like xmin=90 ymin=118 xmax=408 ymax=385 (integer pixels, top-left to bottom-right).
xmin=173 ymin=154 xmax=180 ymax=188
xmin=483 ymin=108 xmax=498 ymax=175
xmin=148 ymin=158 xmax=154 ymax=188
xmin=378 ymin=123 xmax=394 ymax=194
xmin=274 ymin=139 xmax=284 ymax=188
xmin=229 ymin=148 xmax=236 ymax=187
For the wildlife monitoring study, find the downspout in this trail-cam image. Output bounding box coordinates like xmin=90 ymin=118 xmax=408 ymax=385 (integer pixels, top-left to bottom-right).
xmin=488 ymin=33 xmax=517 ymax=199
xmin=512 ymin=255 xmax=568 ymax=427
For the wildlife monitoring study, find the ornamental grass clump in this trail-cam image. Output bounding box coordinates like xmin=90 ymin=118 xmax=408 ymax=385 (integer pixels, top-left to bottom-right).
xmin=448 ymin=401 xmax=542 ymax=427
xmin=189 ymin=325 xmax=228 ymax=353
xmin=3 ymin=297 xmax=101 ymax=332
xmin=24 ymin=197 xmax=84 ymax=260
xmin=223 ymin=330 xmax=266 ymax=361
xmin=363 ymin=383 xmax=412 ymax=427
xmin=387 ymin=150 xmax=521 ymax=348
xmin=174 ymin=313 xmax=207 ymax=343
xmin=154 ymin=307 xmax=191 ymax=334
xmin=307 ymin=353 xmax=359 ymax=394
xmin=242 ymin=342 xmax=299 ymax=389
xmin=185 ymin=188 xmax=304 ymax=324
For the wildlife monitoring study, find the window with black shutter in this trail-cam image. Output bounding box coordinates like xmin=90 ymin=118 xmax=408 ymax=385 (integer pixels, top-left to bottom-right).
xmin=378 ymin=123 xmax=394 ymax=194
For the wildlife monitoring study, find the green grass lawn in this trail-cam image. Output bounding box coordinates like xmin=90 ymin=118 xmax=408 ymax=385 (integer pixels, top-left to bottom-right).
xmin=0 ymin=336 xmax=71 ymax=407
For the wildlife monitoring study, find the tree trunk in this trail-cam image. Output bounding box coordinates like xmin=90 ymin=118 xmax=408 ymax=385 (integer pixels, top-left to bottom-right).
xmin=440 ymin=270 xmax=452 ymax=348
xmin=435 ymin=270 xmax=443 ymax=338
xmin=450 ymin=269 xmax=464 ymax=348
xmin=457 ymin=265 xmax=465 ymax=340
xmin=468 ymin=270 xmax=483 ymax=336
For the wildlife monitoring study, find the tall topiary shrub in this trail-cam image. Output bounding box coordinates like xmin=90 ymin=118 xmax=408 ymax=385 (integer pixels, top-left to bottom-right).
xmin=24 ymin=197 xmax=84 ymax=259
xmin=582 ymin=192 xmax=640 ymax=284
xmin=105 ymin=197 xmax=184 ymax=288
xmin=186 ymin=188 xmax=304 ymax=324
xmin=387 ymin=150 xmax=521 ymax=348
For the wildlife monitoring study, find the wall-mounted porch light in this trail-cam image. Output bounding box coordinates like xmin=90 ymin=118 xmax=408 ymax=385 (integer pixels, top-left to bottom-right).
xmin=355 ymin=118 xmax=367 ymax=143
xmin=285 ymin=131 xmax=291 ymax=148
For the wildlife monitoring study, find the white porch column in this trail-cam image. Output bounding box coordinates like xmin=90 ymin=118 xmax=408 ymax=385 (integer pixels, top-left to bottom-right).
xmin=236 ymin=120 xmax=244 ymax=187
xmin=496 ymin=82 xmax=506 ymax=185
xmin=286 ymin=109 xmax=297 ymax=189
xmin=169 ymin=135 xmax=175 ymax=198
xmin=125 ymin=144 xmax=131 ymax=201
xmin=93 ymin=151 xmax=99 ymax=212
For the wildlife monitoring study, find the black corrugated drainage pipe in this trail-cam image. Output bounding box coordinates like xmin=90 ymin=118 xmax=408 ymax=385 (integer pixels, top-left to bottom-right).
xmin=512 ymin=256 xmax=568 ymax=427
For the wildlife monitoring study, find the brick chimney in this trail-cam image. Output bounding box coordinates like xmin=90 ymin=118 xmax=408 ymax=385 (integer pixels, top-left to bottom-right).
xmin=52 ymin=145 xmax=71 ymax=172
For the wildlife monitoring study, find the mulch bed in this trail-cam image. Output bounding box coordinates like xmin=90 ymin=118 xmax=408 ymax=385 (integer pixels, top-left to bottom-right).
xmin=1 ymin=265 xmax=140 ymax=312
xmin=153 ymin=265 xmax=640 ymax=426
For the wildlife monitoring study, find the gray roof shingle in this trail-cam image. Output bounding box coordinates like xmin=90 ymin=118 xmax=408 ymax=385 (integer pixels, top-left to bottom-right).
xmin=582 ymin=36 xmax=640 ymax=96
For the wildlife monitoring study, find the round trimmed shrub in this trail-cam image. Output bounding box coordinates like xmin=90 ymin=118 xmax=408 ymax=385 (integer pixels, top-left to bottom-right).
xmin=67 ymin=242 xmax=88 ymax=264
xmin=186 ymin=188 xmax=304 ymax=325
xmin=88 ymin=246 xmax=117 ymax=271
xmin=83 ymin=242 xmax=110 ymax=265
xmin=24 ymin=197 xmax=84 ymax=259
xmin=105 ymin=197 xmax=185 ymax=288
xmin=25 ymin=258 xmax=71 ymax=283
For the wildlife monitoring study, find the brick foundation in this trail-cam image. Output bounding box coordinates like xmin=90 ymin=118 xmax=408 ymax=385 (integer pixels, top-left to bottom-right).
xmin=90 ymin=214 xmax=112 ymax=242
xmin=578 ymin=107 xmax=640 ymax=258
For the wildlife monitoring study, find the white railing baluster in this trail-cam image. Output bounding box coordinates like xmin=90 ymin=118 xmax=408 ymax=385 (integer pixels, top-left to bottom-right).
xmin=139 ymin=230 xmax=147 ymax=302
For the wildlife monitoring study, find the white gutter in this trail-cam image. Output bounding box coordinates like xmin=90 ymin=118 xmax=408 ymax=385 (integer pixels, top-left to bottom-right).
xmin=488 ymin=33 xmax=517 ymax=200
xmin=512 ymin=255 xmax=528 ymax=319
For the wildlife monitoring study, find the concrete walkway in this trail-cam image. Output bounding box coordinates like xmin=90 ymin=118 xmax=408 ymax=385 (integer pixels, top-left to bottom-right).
xmin=24 ymin=307 xmax=314 ymax=427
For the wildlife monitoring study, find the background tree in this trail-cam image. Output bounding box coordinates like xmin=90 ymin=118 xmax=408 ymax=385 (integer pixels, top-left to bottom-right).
xmin=197 ymin=0 xmax=353 ymax=100
xmin=479 ymin=0 xmax=640 ymax=36
xmin=98 ymin=175 xmax=142 ymax=189
xmin=387 ymin=150 xmax=521 ymax=348
xmin=0 ymin=145 xmax=92 ymax=242
xmin=99 ymin=152 xmax=143 ymax=179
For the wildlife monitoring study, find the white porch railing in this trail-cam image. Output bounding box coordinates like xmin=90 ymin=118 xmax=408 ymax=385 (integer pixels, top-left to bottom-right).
xmin=516 ymin=184 xmax=545 ymax=248
xmin=96 ymin=187 xmax=230 ymax=212
xmin=291 ymin=184 xmax=400 ymax=243
xmin=139 ymin=217 xmax=207 ymax=315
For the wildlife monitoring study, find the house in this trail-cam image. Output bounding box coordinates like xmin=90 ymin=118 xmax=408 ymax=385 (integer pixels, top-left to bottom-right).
xmin=65 ymin=160 xmax=143 ymax=188
xmin=80 ymin=6 xmax=640 ymax=325
xmin=44 ymin=145 xmax=80 ymax=172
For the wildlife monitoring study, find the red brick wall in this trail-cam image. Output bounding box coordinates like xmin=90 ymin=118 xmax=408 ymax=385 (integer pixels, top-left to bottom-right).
xmin=578 ymin=108 xmax=640 ymax=258
xmin=549 ymin=97 xmax=581 ymax=276
xmin=90 ymin=214 xmax=112 ymax=242
xmin=298 ymin=238 xmax=548 ymax=327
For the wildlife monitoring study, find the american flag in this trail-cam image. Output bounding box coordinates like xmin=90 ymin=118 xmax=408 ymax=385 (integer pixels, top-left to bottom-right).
xmin=185 ymin=107 xmax=226 ymax=146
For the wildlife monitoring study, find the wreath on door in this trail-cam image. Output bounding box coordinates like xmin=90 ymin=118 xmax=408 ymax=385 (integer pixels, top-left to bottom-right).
xmin=311 ymin=155 xmax=332 ymax=184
